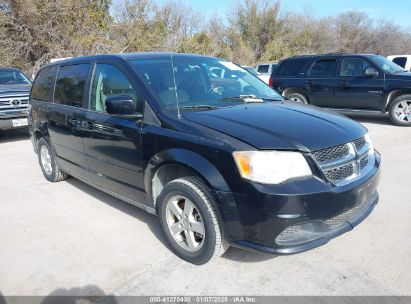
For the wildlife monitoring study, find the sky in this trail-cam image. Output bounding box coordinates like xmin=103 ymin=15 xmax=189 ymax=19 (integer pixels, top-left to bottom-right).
xmin=158 ymin=0 xmax=411 ymax=28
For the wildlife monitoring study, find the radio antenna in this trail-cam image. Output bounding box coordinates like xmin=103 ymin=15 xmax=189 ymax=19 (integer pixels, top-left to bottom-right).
xmin=170 ymin=53 xmax=181 ymax=119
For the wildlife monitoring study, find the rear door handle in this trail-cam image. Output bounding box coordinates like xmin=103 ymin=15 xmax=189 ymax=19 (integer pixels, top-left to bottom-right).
xmin=341 ymin=80 xmax=348 ymax=86
xmin=304 ymin=79 xmax=312 ymax=84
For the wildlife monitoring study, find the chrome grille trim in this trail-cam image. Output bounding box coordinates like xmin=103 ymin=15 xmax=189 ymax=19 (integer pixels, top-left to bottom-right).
xmin=311 ymin=136 xmax=374 ymax=186
xmin=0 ymin=93 xmax=29 ymax=112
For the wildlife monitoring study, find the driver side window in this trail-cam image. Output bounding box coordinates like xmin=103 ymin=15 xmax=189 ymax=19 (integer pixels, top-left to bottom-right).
xmin=90 ymin=64 xmax=138 ymax=113
xmin=339 ymin=58 xmax=371 ymax=77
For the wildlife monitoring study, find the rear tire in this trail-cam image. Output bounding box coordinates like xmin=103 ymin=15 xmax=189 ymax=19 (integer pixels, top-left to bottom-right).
xmin=388 ymin=95 xmax=411 ymax=126
xmin=286 ymin=93 xmax=309 ymax=104
xmin=37 ymin=137 xmax=68 ymax=182
xmin=157 ymin=176 xmax=228 ymax=265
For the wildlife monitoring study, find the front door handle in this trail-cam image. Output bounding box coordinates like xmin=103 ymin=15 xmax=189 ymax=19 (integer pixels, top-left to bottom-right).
xmin=68 ymin=118 xmax=81 ymax=127
xmin=304 ymin=79 xmax=312 ymax=84
xmin=341 ymin=80 xmax=348 ymax=86
xmin=81 ymin=121 xmax=95 ymax=129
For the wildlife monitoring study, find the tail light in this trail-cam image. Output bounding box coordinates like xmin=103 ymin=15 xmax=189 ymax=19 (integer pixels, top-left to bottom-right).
xmin=268 ymin=74 xmax=274 ymax=87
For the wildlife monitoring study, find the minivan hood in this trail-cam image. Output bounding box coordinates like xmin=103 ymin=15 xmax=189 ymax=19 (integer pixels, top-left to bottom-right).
xmin=183 ymin=103 xmax=366 ymax=152
xmin=0 ymin=84 xmax=31 ymax=94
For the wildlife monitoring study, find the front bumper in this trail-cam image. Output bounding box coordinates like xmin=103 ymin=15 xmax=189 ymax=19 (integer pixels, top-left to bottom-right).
xmin=0 ymin=111 xmax=28 ymax=130
xmin=214 ymin=151 xmax=381 ymax=255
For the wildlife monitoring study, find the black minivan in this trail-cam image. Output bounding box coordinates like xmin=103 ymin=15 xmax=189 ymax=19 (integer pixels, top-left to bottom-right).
xmin=29 ymin=53 xmax=381 ymax=264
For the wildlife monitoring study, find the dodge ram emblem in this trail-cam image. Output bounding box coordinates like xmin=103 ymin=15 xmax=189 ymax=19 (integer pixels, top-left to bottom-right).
xmin=10 ymin=99 xmax=21 ymax=107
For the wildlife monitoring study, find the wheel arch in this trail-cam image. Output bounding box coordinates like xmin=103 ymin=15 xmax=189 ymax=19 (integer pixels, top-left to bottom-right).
xmin=385 ymin=89 xmax=411 ymax=111
xmin=31 ymin=120 xmax=51 ymax=152
xmin=144 ymin=149 xmax=231 ymax=208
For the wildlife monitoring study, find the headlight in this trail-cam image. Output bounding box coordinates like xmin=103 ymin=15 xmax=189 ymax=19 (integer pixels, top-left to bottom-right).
xmin=233 ymin=151 xmax=312 ymax=184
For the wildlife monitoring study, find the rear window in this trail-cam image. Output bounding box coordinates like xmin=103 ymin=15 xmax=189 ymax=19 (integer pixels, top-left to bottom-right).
xmin=392 ymin=57 xmax=407 ymax=68
xmin=276 ymin=59 xmax=308 ymax=77
xmin=257 ymin=65 xmax=269 ymax=73
xmin=308 ymin=59 xmax=337 ymax=77
xmin=31 ymin=66 xmax=58 ymax=102
xmin=54 ymin=64 xmax=90 ymax=108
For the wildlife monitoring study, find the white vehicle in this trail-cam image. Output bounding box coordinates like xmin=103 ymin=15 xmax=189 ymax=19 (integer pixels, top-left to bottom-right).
xmin=50 ymin=57 xmax=72 ymax=63
xmin=255 ymin=61 xmax=279 ymax=84
xmin=387 ymin=55 xmax=411 ymax=71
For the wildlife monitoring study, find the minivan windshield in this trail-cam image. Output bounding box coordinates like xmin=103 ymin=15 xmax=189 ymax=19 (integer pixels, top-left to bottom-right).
xmin=129 ymin=55 xmax=282 ymax=111
xmin=369 ymin=55 xmax=405 ymax=74
xmin=0 ymin=69 xmax=31 ymax=85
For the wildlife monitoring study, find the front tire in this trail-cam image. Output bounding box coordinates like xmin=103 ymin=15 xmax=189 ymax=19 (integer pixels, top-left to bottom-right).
xmin=37 ymin=137 xmax=68 ymax=182
xmin=157 ymin=177 xmax=227 ymax=265
xmin=389 ymin=95 xmax=411 ymax=126
xmin=286 ymin=93 xmax=309 ymax=104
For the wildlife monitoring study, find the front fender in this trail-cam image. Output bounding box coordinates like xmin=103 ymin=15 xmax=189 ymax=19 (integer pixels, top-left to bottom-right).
xmin=144 ymin=148 xmax=231 ymax=203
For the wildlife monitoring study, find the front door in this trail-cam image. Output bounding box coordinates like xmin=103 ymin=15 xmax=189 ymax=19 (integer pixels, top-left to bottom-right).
xmin=333 ymin=57 xmax=385 ymax=110
xmin=47 ymin=63 xmax=91 ymax=180
xmin=81 ymin=62 xmax=146 ymax=203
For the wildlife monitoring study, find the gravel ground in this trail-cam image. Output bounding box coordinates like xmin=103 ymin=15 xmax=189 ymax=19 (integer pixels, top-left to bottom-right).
xmin=0 ymin=116 xmax=410 ymax=298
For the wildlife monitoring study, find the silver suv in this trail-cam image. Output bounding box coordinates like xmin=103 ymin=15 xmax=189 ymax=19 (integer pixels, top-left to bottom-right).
xmin=0 ymin=67 xmax=31 ymax=130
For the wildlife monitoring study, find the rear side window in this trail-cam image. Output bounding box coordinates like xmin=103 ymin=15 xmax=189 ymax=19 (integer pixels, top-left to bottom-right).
xmin=54 ymin=64 xmax=90 ymax=107
xmin=31 ymin=66 xmax=58 ymax=102
xmin=276 ymin=59 xmax=308 ymax=77
xmin=257 ymin=65 xmax=269 ymax=73
xmin=308 ymin=59 xmax=337 ymax=77
xmin=392 ymin=57 xmax=407 ymax=68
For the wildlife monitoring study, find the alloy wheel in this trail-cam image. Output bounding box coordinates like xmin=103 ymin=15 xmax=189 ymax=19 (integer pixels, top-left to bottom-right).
xmin=40 ymin=145 xmax=52 ymax=175
xmin=165 ymin=195 xmax=205 ymax=252
xmin=394 ymin=100 xmax=411 ymax=122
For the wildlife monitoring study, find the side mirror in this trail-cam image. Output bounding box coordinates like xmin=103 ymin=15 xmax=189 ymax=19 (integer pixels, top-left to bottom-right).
xmin=105 ymin=95 xmax=136 ymax=116
xmin=364 ymin=68 xmax=379 ymax=78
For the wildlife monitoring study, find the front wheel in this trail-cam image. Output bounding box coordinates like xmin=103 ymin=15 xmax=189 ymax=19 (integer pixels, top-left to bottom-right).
xmin=389 ymin=95 xmax=411 ymax=126
xmin=286 ymin=93 xmax=309 ymax=104
xmin=157 ymin=177 xmax=227 ymax=265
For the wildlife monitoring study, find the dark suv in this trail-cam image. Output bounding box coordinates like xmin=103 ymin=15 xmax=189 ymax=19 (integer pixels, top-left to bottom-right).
xmin=29 ymin=53 xmax=380 ymax=264
xmin=270 ymin=53 xmax=411 ymax=126
xmin=0 ymin=67 xmax=31 ymax=130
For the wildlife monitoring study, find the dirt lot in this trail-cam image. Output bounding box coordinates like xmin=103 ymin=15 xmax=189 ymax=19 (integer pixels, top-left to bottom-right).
xmin=0 ymin=117 xmax=410 ymax=297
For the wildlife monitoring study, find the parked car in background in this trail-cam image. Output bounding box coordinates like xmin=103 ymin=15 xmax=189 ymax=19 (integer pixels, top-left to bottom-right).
xmin=255 ymin=61 xmax=279 ymax=84
xmin=271 ymin=53 xmax=411 ymax=126
xmin=0 ymin=67 xmax=31 ymax=131
xmin=241 ymin=65 xmax=261 ymax=77
xmin=387 ymin=55 xmax=411 ymax=71
xmin=29 ymin=53 xmax=380 ymax=264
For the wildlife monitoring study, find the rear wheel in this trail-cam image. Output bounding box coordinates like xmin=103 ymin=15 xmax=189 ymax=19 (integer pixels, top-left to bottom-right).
xmin=286 ymin=93 xmax=308 ymax=104
xmin=157 ymin=177 xmax=227 ymax=265
xmin=389 ymin=95 xmax=411 ymax=126
xmin=37 ymin=137 xmax=68 ymax=182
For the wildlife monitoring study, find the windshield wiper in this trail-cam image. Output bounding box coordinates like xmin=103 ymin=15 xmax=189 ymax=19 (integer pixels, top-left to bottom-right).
xmin=219 ymin=95 xmax=264 ymax=103
xmin=260 ymin=97 xmax=283 ymax=101
xmin=167 ymin=105 xmax=219 ymax=111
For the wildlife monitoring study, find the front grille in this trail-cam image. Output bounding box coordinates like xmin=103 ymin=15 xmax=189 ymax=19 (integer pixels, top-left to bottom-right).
xmin=312 ymin=144 xmax=349 ymax=164
xmin=0 ymin=92 xmax=29 ymax=112
xmin=353 ymin=137 xmax=366 ymax=151
xmin=360 ymin=155 xmax=368 ymax=169
xmin=312 ymin=136 xmax=373 ymax=186
xmin=324 ymin=163 xmax=354 ymax=182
